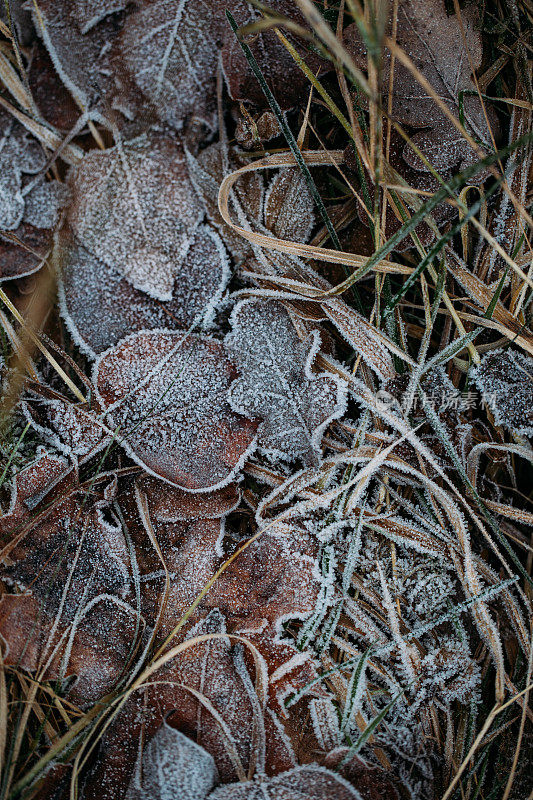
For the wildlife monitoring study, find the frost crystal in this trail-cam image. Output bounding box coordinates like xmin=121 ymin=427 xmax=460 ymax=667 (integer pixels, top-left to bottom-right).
xmin=94 ymin=330 xmax=258 ymax=491
xmin=226 ymin=300 xmax=347 ymax=464
xmin=58 ymin=223 xmax=229 ymax=357
xmin=68 ymin=131 xmax=203 ymax=301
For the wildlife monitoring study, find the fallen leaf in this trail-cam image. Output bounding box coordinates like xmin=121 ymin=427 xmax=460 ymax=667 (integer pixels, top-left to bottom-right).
xmin=0 ymin=110 xmax=67 ymax=280
xmin=343 ymin=0 xmax=497 ymax=173
xmin=22 ymin=389 xmax=105 ymax=459
xmin=210 ymin=764 xmax=363 ymax=799
xmin=0 ymin=452 xmax=141 ymax=704
xmin=94 ymin=330 xmax=258 ymax=491
xmin=31 ymin=0 xmax=126 ymax=114
xmin=221 ymin=1 xmax=325 ymax=110
xmin=226 ymin=300 xmax=347 ymax=464
xmin=471 ymin=349 xmax=533 ymax=434
xmin=124 ymin=722 xmax=218 ymax=800
xmin=67 ymin=131 xmax=204 ymax=301
xmin=139 ymin=475 xmax=240 ymax=522
xmin=57 ymin=223 xmax=229 ymax=357
xmin=187 ymin=142 xmax=265 ymax=265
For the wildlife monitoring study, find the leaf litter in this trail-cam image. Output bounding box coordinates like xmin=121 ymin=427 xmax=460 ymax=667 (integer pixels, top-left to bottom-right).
xmin=0 ymin=2 xmax=532 ymax=800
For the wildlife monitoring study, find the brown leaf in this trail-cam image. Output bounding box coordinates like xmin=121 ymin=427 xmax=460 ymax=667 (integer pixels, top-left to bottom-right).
xmin=343 ymin=0 xmax=497 ymax=173
xmin=0 ymin=110 xmax=67 ymax=281
xmin=0 ymin=453 xmax=140 ymax=704
xmin=221 ymin=1 xmax=325 ymax=110
xmin=94 ymin=330 xmax=258 ymax=491
xmin=139 ymin=475 xmax=240 ymax=522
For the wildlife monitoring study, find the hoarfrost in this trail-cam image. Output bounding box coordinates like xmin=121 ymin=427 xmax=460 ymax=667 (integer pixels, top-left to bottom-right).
xmin=68 ymin=131 xmax=203 ymax=301
xmin=226 ymin=300 xmax=347 ymax=464
xmin=94 ymin=330 xmax=258 ymax=491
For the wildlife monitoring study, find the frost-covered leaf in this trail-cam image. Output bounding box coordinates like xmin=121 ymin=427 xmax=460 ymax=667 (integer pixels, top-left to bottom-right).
xmin=22 ymin=390 xmax=105 ymax=459
xmin=73 ymin=0 xmax=127 ymax=33
xmin=235 ymin=111 xmax=280 ymax=150
xmin=226 ymin=300 xmax=346 ymax=463
xmin=264 ymin=170 xmax=314 ymax=242
xmin=209 ymin=764 xmax=362 ymax=799
xmin=0 ymin=110 xmax=68 ymax=280
xmin=94 ymin=330 xmax=258 ymax=491
xmin=221 ymin=1 xmax=326 ymax=110
xmin=187 ymin=142 xmax=264 ymax=264
xmin=125 ymin=723 xmax=217 ymax=800
xmin=204 ymin=521 xmax=318 ymax=632
xmin=343 ymin=0 xmax=494 ymax=172
xmin=0 ymin=451 xmax=139 ymax=704
xmin=57 ymin=223 xmax=229 ymax=357
xmin=31 ymin=0 xmax=125 ymax=112
xmin=139 ymin=475 xmax=239 ymax=522
xmin=68 ymin=131 xmax=203 ymax=301
xmin=117 ymin=0 xmax=234 ymax=131
xmin=471 ymin=349 xmax=533 ymax=434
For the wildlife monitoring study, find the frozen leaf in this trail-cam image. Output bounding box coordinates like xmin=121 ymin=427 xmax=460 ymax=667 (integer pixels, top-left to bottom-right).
xmin=0 ymin=110 xmax=68 ymax=280
xmin=471 ymin=349 xmax=533 ymax=434
xmin=117 ymin=0 xmax=238 ymax=131
xmin=0 ymin=223 xmax=51 ymax=282
xmin=203 ymin=521 xmax=318 ymax=632
xmin=210 ymin=764 xmax=362 ymax=799
xmin=0 ymin=452 xmax=139 ymax=703
xmin=73 ymin=0 xmax=127 ymax=33
xmin=221 ymin=1 xmax=326 ymax=110
xmin=324 ymin=749 xmax=400 ymax=800
xmin=343 ymin=0 xmax=495 ymax=172
xmin=226 ymin=300 xmax=347 ymax=464
xmin=31 ymin=0 xmax=124 ymax=113
xmin=187 ymin=142 xmax=264 ymax=264
xmin=124 ymin=723 xmax=217 ymax=800
xmin=138 ymin=517 xmax=222 ymax=636
xmin=68 ymin=131 xmax=203 ymax=301
xmin=22 ymin=390 xmax=105 ymax=459
xmin=27 ymin=42 xmax=80 ymax=131
xmin=57 ymin=223 xmax=229 ymax=357
xmin=0 ymin=110 xmax=45 ymax=232
xmin=139 ymin=475 xmax=239 ymax=521
xmin=235 ymin=111 xmax=280 ymax=150
xmin=23 ymin=180 xmax=69 ymax=230
xmin=264 ymin=170 xmax=314 ymax=243
xmin=94 ymin=330 xmax=258 ymax=491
